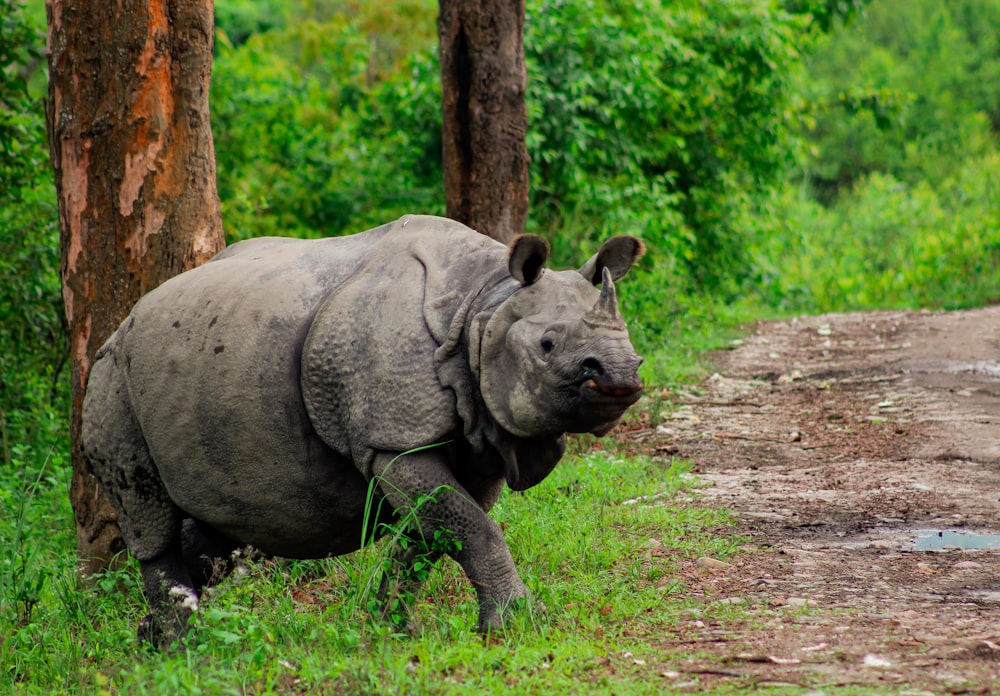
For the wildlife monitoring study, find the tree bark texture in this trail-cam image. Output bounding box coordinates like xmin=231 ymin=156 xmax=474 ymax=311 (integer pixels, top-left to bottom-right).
xmin=439 ymin=0 xmax=529 ymax=244
xmin=46 ymin=0 xmax=225 ymax=573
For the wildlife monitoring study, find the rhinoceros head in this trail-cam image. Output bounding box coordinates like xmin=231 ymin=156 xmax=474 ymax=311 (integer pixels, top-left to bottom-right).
xmin=479 ymin=235 xmax=645 ymax=443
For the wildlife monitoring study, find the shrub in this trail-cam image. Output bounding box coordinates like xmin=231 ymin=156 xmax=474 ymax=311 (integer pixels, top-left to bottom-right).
xmin=755 ymin=152 xmax=1000 ymax=312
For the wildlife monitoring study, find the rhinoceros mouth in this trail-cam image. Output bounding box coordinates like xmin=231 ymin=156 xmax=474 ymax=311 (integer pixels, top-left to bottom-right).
xmin=581 ymin=379 xmax=643 ymax=411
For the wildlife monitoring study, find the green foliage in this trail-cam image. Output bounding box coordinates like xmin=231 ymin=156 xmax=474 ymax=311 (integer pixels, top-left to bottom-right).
xmin=0 ymin=438 xmax=72 ymax=631
xmin=3 ymin=451 xmax=741 ymax=693
xmin=370 ymin=516 xmax=463 ymax=631
xmin=212 ymin=0 xmax=806 ymax=294
xmin=754 ymin=152 xmax=1000 ymax=312
xmin=526 ymin=0 xmax=806 ymax=288
xmin=797 ymin=0 xmax=1000 ymax=200
xmin=740 ymin=0 xmax=1000 ymax=315
xmin=0 ymin=0 xmax=66 ymax=465
xmin=214 ymin=0 xmax=289 ymax=48
xmin=783 ymin=0 xmax=872 ymax=32
xmin=211 ymin=0 xmax=442 ymax=242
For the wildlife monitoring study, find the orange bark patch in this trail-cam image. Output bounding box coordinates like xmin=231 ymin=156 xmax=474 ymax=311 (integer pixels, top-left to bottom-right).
xmin=118 ymin=0 xmax=174 ymax=225
xmin=59 ymin=134 xmax=91 ymax=328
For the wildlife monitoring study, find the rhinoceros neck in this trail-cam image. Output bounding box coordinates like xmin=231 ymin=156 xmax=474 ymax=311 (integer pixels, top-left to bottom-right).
xmin=433 ymin=277 xmax=568 ymax=492
xmin=430 ymin=271 xmax=521 ymax=456
xmin=435 ymin=273 xmax=522 ymax=375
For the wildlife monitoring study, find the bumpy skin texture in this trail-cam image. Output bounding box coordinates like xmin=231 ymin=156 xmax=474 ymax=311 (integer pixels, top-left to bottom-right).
xmin=81 ymin=215 xmax=644 ymax=643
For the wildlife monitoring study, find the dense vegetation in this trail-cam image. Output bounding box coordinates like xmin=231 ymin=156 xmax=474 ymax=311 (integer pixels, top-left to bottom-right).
xmin=205 ymin=0 xmax=1000 ymax=379
xmin=3 ymin=0 xmax=1000 ymax=691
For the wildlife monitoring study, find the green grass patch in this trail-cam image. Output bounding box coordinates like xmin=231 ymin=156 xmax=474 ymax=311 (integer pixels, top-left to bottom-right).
xmin=1 ymin=449 xmax=743 ymax=694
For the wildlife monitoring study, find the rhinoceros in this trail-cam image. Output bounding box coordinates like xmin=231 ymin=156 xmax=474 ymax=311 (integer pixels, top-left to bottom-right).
xmin=82 ymin=214 xmax=644 ymax=645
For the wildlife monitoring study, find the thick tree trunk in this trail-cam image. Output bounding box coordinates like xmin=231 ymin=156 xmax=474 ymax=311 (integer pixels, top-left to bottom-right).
xmin=46 ymin=0 xmax=225 ymax=574
xmin=438 ymin=0 xmax=529 ymax=244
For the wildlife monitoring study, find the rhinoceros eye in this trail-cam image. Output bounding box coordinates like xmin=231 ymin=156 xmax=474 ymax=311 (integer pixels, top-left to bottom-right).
xmin=540 ymin=337 xmax=555 ymax=353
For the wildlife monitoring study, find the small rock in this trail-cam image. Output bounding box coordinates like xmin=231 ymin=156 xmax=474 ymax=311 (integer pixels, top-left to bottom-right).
xmin=800 ymin=643 xmax=828 ymax=652
xmin=953 ymin=560 xmax=983 ymax=570
xmin=862 ymin=654 xmax=891 ymax=668
xmin=768 ymin=655 xmax=801 ymax=665
xmin=777 ymin=370 xmax=804 ymax=384
xmin=695 ymin=556 xmax=730 ymax=571
xmin=916 ymin=563 xmax=937 ymax=575
xmin=784 ymin=597 xmax=809 ymax=608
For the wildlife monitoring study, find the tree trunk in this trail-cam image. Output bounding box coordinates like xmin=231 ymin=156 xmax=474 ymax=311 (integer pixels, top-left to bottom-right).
xmin=438 ymin=0 xmax=529 ymax=244
xmin=46 ymin=0 xmax=225 ymax=574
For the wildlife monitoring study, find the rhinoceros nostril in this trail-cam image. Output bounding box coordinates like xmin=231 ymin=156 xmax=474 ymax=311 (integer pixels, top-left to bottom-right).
xmin=581 ymin=358 xmax=604 ymax=378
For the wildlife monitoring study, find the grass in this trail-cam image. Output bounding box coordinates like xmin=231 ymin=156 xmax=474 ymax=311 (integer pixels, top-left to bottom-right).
xmin=0 ymin=289 xmax=837 ymax=696
xmin=1 ymin=433 xmax=749 ymax=695
xmin=0 ymin=277 xmax=773 ymax=695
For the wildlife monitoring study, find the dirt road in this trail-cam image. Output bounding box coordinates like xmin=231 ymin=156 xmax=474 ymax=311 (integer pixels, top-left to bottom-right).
xmin=634 ymin=307 xmax=1000 ymax=692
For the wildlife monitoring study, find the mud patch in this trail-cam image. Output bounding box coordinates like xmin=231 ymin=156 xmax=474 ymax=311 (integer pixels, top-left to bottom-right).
xmin=625 ymin=307 xmax=1000 ymax=691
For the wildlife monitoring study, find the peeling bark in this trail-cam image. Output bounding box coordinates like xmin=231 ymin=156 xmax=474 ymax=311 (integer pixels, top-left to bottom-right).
xmin=46 ymin=0 xmax=225 ymax=573
xmin=439 ymin=0 xmax=529 ymax=244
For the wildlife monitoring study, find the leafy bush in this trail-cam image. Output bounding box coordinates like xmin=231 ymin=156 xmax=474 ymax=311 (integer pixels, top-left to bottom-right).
xmin=525 ymin=0 xmax=806 ymax=287
xmin=797 ymin=0 xmax=1000 ymax=200
xmin=212 ymin=0 xmax=807 ymax=295
xmin=211 ymin=1 xmax=442 ymax=242
xmin=0 ymin=0 xmax=66 ymax=464
xmin=754 ymin=152 xmax=1000 ymax=312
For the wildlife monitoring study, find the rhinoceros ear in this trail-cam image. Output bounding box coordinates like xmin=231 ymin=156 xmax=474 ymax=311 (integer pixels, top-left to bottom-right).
xmin=508 ymin=235 xmax=549 ymax=285
xmin=578 ymin=236 xmax=645 ymax=285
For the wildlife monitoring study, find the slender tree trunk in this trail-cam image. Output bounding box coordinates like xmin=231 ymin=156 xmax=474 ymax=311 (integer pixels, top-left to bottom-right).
xmin=46 ymin=0 xmax=225 ymax=574
xmin=439 ymin=0 xmax=529 ymax=244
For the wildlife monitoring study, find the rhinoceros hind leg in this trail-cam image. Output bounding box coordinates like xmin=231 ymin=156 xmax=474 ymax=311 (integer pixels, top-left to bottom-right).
xmin=137 ymin=542 xmax=198 ymax=650
xmin=84 ymin=342 xmax=183 ymax=563
xmin=181 ymin=518 xmax=239 ymax=591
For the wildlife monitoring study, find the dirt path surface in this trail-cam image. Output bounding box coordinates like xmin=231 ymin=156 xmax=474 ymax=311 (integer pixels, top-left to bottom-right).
xmin=631 ymin=307 xmax=1000 ymax=693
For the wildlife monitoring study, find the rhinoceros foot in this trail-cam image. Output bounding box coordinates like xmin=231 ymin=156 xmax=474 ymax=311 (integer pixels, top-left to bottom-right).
xmin=477 ymin=588 xmax=543 ymax=634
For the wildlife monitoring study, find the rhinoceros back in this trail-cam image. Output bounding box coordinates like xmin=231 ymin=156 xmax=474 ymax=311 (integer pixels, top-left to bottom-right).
xmin=84 ymin=216 xmax=515 ymax=556
xmin=299 ymin=218 xmax=510 ymax=477
xmin=87 ymin=223 xmax=396 ymax=555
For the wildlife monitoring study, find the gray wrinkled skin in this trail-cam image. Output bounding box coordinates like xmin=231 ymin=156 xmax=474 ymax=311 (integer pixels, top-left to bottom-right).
xmin=82 ymin=215 xmax=644 ymax=644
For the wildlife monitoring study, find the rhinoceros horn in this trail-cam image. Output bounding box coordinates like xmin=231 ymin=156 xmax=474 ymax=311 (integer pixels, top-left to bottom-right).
xmin=584 ymin=267 xmax=625 ymax=329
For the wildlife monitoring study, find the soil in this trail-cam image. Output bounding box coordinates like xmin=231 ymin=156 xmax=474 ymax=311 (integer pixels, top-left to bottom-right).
xmin=624 ymin=307 xmax=1000 ymax=693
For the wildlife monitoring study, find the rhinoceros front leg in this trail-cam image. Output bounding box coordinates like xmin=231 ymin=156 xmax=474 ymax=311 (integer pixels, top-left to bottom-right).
xmin=373 ymin=528 xmax=445 ymax=630
xmin=371 ymin=450 xmax=528 ymax=632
